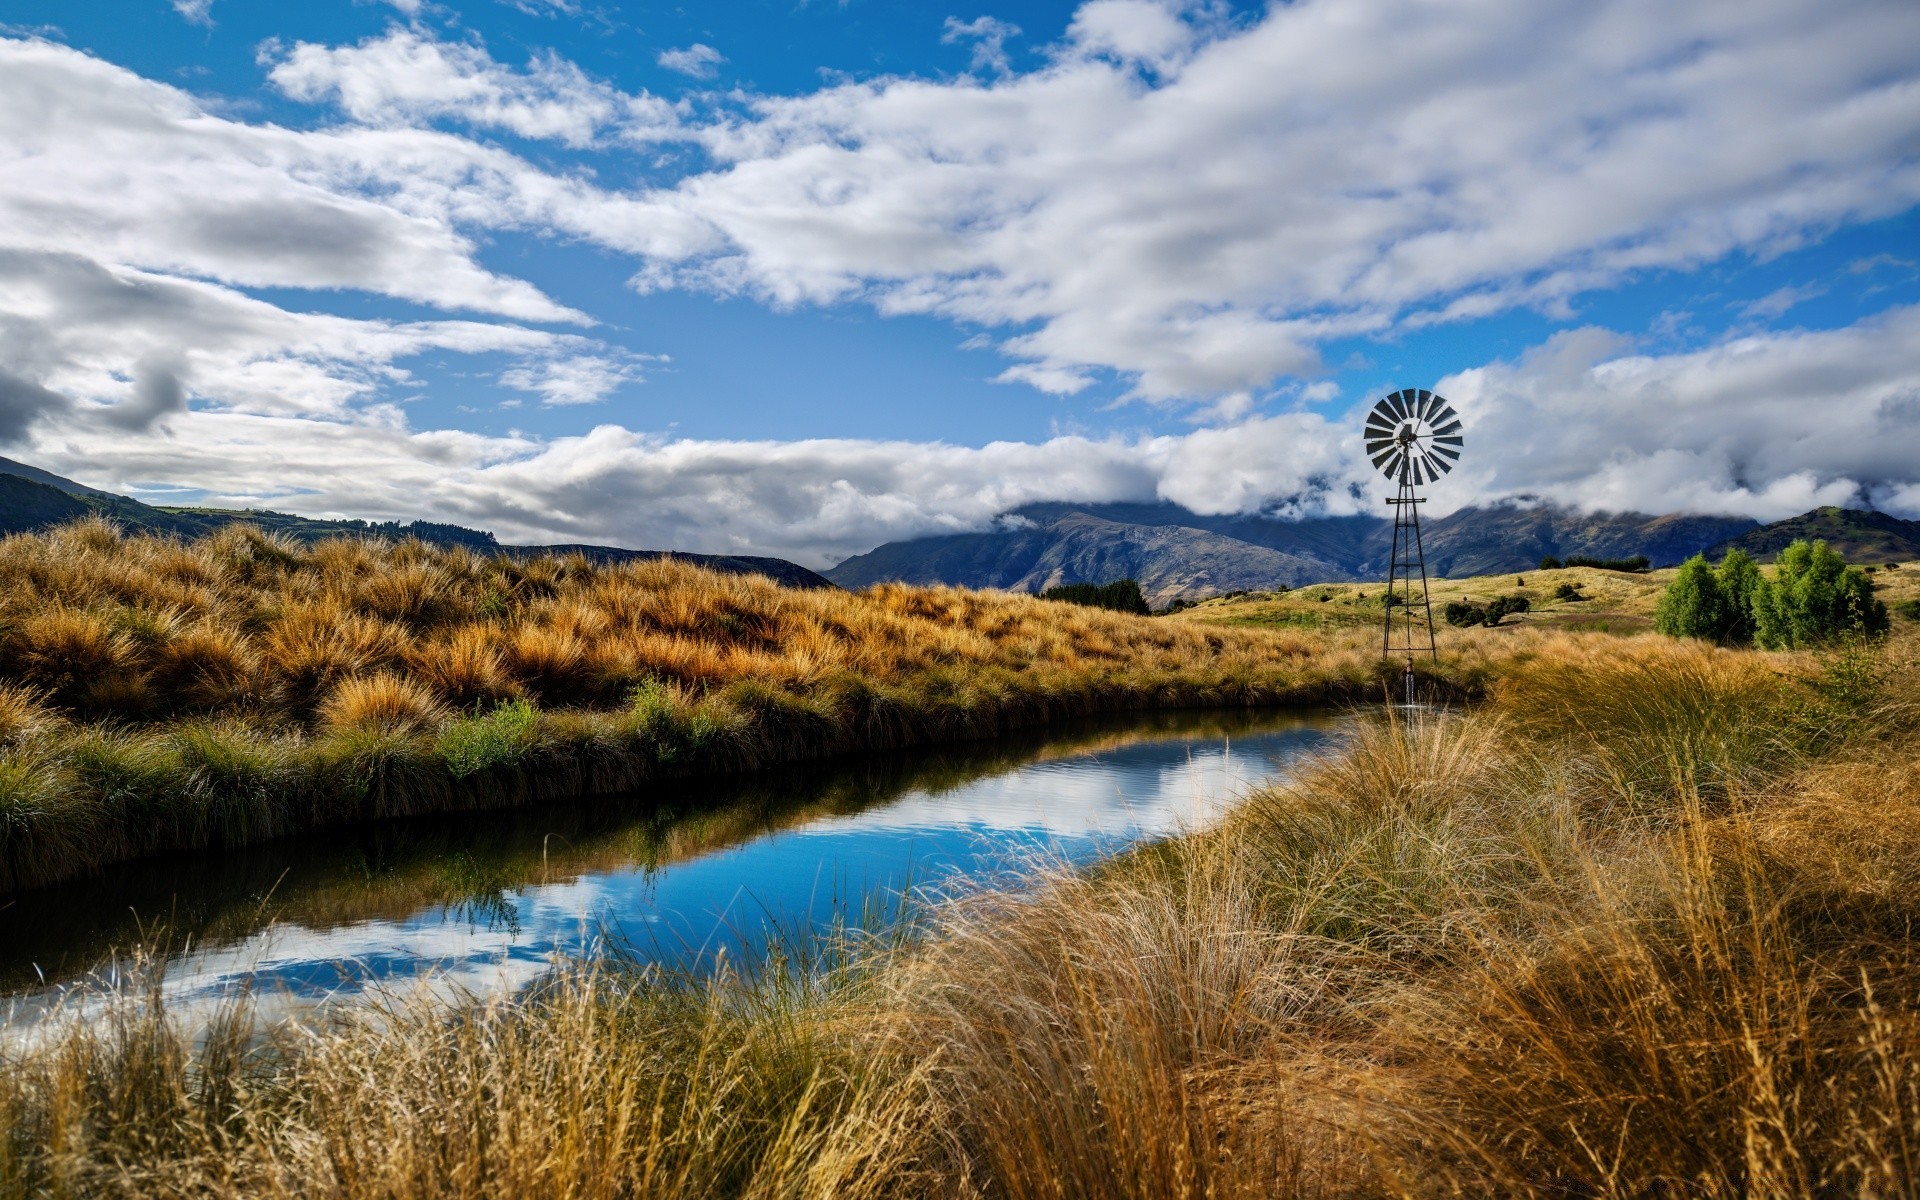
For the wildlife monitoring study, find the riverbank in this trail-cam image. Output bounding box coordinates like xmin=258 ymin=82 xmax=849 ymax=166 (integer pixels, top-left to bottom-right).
xmin=0 ymin=519 xmax=1486 ymax=893
xmin=4 ymin=629 xmax=1913 ymax=1196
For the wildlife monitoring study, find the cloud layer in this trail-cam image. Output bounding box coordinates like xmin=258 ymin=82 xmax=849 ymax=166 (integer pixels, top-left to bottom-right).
xmin=0 ymin=0 xmax=1917 ymax=564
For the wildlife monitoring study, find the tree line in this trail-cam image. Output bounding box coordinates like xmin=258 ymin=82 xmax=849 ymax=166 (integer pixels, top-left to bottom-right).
xmin=1655 ymin=540 xmax=1888 ymax=648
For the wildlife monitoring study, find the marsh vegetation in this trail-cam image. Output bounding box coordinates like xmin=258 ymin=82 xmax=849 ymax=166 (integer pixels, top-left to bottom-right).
xmin=3 ymin=625 xmax=1917 ymax=1197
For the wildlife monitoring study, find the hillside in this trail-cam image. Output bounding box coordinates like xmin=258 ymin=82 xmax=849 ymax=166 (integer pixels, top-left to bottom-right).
xmin=0 ymin=458 xmax=834 ymax=590
xmin=1707 ymin=505 xmax=1920 ymax=564
xmin=828 ymin=501 xmax=1760 ymax=603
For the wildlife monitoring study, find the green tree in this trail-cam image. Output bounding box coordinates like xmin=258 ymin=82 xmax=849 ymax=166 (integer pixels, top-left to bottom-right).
xmin=1654 ymin=554 xmax=1729 ymax=641
xmin=1752 ymin=539 xmax=1890 ymax=649
xmin=1713 ymin=548 xmax=1763 ymax=645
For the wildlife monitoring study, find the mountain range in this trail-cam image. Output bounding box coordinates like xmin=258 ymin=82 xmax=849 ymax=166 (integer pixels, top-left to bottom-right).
xmin=0 ymin=458 xmax=836 ymax=590
xmin=824 ymin=501 xmax=1908 ymax=606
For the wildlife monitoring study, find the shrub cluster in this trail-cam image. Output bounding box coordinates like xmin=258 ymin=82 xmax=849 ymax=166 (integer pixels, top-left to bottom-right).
xmin=1443 ymin=594 xmax=1530 ymax=628
xmin=1655 ymin=540 xmax=1889 ymax=647
xmin=1038 ymin=579 xmax=1151 ymax=615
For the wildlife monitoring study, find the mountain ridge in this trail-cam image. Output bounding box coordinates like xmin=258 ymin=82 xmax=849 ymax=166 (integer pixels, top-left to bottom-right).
xmin=0 ymin=459 xmax=837 ymax=591
xmin=828 ymin=502 xmax=1769 ymax=605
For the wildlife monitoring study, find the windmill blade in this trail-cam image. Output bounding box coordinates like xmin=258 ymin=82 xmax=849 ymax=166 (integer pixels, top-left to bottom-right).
xmin=1430 ymin=419 xmax=1463 ymax=437
xmin=1364 ymin=415 xmax=1397 ymax=440
xmin=1433 ymin=434 xmax=1464 ymax=448
xmin=1414 ymin=390 xmax=1439 ymax=423
xmin=1384 ymin=391 xmax=1411 ymax=423
xmin=1429 ymin=402 xmax=1458 ymax=425
xmin=1423 ymin=449 xmax=1451 ymax=477
xmin=1432 ymin=444 xmax=1461 ymax=466
xmin=1382 ymin=450 xmax=1406 ymax=480
xmin=1369 ymin=445 xmax=1400 ymax=473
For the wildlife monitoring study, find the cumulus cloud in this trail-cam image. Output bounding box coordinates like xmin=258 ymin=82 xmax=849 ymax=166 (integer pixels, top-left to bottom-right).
xmin=656 ymin=44 xmax=724 ymax=80
xmin=268 ymin=29 xmax=680 ymax=146
xmin=1434 ymin=305 xmax=1920 ymax=521
xmin=622 ymin=0 xmax=1920 ymax=403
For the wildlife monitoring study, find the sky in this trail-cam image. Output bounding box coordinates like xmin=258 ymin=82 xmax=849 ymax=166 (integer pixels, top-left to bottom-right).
xmin=0 ymin=0 xmax=1916 ymax=566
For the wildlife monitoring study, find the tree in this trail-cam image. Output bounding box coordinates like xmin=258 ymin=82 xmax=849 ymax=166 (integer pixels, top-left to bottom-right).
xmin=1654 ymin=554 xmax=1730 ymax=641
xmin=1752 ymin=540 xmax=1889 ymax=649
xmin=1713 ymin=548 xmax=1763 ymax=645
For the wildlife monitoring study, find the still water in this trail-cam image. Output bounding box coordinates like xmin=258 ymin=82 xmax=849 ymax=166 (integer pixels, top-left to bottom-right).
xmin=0 ymin=708 xmax=1339 ymax=1027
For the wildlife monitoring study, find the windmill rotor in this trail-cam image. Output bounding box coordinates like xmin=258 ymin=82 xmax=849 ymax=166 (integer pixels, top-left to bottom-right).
xmin=1363 ymin=388 xmax=1461 ymax=486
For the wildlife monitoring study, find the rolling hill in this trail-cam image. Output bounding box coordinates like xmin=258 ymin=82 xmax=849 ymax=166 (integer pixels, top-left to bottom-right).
xmin=1706 ymin=506 xmax=1920 ymax=565
xmin=0 ymin=458 xmax=835 ymax=590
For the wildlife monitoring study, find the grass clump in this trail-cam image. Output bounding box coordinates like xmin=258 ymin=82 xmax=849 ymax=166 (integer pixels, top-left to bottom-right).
xmin=436 ymin=699 xmax=541 ymax=778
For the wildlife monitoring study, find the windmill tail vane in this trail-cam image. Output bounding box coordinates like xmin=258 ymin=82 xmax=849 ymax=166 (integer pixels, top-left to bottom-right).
xmin=1363 ymin=389 xmax=1462 ymax=670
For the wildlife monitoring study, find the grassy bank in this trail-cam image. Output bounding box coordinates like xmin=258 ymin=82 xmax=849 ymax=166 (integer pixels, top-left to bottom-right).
xmin=0 ymin=520 xmax=1466 ymax=893
xmin=4 ymin=628 xmax=1915 ymax=1197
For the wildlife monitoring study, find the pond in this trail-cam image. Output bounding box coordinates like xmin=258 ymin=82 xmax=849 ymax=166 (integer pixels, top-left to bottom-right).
xmin=0 ymin=707 xmax=1342 ymax=1029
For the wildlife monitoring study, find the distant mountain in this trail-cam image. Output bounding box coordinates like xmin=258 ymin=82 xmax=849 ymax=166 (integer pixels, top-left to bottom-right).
xmin=1706 ymin=506 xmax=1920 ymax=565
xmin=0 ymin=459 xmax=835 ymax=590
xmin=827 ymin=502 xmax=1762 ymax=605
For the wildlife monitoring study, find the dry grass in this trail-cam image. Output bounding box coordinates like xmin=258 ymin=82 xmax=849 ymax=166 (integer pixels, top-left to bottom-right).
xmin=3 ymin=629 xmax=1916 ymax=1198
xmin=0 ymin=518 xmax=1533 ymax=892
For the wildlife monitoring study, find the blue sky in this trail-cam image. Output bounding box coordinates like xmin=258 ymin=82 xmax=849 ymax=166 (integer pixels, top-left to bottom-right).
xmin=0 ymin=0 xmax=1916 ymax=563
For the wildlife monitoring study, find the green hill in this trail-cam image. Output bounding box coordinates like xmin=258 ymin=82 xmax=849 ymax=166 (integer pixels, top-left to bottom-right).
xmin=1707 ymin=506 xmax=1920 ymax=564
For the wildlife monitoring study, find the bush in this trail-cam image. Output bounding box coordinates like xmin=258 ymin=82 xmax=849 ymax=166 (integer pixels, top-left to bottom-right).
xmin=1552 ymin=581 xmax=1585 ymax=601
xmin=1483 ymin=595 xmax=1529 ymax=627
xmin=1564 ymin=554 xmax=1651 ymax=572
xmin=1538 ymin=555 xmax=1562 ymax=570
xmin=1039 ymin=580 xmax=1151 ymax=615
xmin=1443 ymin=602 xmax=1486 ymax=628
xmin=1896 ymin=599 xmax=1920 ymax=621
xmin=1753 ymin=540 xmax=1890 ymax=649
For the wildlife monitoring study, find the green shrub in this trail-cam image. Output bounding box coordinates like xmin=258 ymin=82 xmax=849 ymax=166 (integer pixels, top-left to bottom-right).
xmin=1038 ymin=580 xmax=1151 ymax=615
xmin=1753 ymin=540 xmax=1890 ymax=649
xmin=1895 ymin=599 xmax=1920 ymax=621
xmin=1443 ymin=602 xmax=1485 ymax=628
xmin=1483 ymin=595 xmax=1530 ymax=627
xmin=1552 ymin=582 xmax=1585 ymax=601
xmin=437 ymin=699 xmax=540 ymax=778
xmin=1538 ymin=555 xmax=1562 ymax=570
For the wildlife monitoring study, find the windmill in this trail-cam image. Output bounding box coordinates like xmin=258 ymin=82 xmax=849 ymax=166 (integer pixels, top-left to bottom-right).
xmin=1363 ymin=389 xmax=1462 ymax=683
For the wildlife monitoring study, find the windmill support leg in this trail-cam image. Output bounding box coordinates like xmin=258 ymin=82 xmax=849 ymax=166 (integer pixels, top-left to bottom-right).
xmin=1384 ymin=477 xmax=1437 ymax=668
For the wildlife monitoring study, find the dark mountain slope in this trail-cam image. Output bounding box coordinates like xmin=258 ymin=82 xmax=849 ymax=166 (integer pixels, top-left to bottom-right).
xmin=1706 ymin=506 xmax=1920 ymax=564
xmin=828 ymin=502 xmax=1762 ymax=601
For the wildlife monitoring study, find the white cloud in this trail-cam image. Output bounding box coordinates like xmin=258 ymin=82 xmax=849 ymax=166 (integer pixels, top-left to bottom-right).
xmin=499 ymin=352 xmax=656 ymax=405
xmin=1434 ymin=305 xmax=1920 ymax=521
xmin=942 ymin=16 xmax=1021 ymax=75
xmin=621 ymin=0 xmax=1920 ymax=404
xmin=269 ymin=29 xmax=680 ymax=147
xmin=657 ymin=44 xmax=724 ymax=80
xmin=20 ymin=308 xmax=1920 ymax=566
xmin=171 ymin=0 xmax=214 ymax=27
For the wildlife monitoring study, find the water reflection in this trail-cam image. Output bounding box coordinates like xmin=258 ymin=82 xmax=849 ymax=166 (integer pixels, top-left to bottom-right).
xmin=0 ymin=708 xmax=1339 ymax=1027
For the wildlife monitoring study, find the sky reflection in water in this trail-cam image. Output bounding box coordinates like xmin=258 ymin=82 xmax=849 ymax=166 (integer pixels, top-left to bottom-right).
xmin=2 ymin=710 xmax=1338 ymax=1030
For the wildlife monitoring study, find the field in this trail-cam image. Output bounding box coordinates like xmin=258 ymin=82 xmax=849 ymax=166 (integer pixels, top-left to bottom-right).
xmin=1170 ymin=556 xmax=1920 ymax=637
xmin=3 ymin=623 xmax=1916 ymax=1197
xmin=0 ymin=519 xmax=1483 ymax=893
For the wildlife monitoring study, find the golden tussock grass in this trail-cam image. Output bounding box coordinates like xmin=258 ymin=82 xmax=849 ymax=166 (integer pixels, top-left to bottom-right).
xmin=0 ymin=517 xmax=1482 ymax=891
xmin=3 ymin=630 xmax=1916 ymax=1198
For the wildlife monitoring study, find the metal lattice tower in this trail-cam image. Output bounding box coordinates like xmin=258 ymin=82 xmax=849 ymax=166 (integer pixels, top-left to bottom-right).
xmin=1363 ymin=389 xmax=1463 ymax=669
